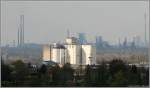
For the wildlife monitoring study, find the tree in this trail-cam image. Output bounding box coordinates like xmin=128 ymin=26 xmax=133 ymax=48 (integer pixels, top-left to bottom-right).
xmin=108 ymin=59 xmax=129 ymax=87
xmin=84 ymin=65 xmax=101 ymax=87
xmin=1 ymin=61 xmax=12 ymax=81
xmin=39 ymin=64 xmax=47 ymax=75
xmin=37 ymin=64 xmax=51 ymax=86
xmin=52 ymin=64 xmax=61 ymax=83
xmin=127 ymin=65 xmax=140 ymax=85
xmin=11 ymin=60 xmax=29 ymax=81
xmin=84 ymin=65 xmax=96 ymax=86
xmin=61 ymin=63 xmax=74 ymax=82
xmin=110 ymin=70 xmax=128 ymax=87
xmin=145 ymin=68 xmax=149 ymax=85
xmin=97 ymin=61 xmax=108 ymax=86
xmin=109 ymin=59 xmax=127 ymax=77
xmin=138 ymin=67 xmax=149 ymax=86
xmin=84 ymin=65 xmax=91 ymax=83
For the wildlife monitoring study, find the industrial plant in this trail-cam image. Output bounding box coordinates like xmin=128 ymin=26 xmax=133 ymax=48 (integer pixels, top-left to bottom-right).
xmin=43 ymin=36 xmax=96 ymax=66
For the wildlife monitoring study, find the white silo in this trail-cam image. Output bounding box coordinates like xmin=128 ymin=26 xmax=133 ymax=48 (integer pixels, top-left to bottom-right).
xmin=51 ymin=44 xmax=67 ymax=65
xmin=65 ymin=44 xmax=81 ymax=65
xmin=42 ymin=44 xmax=50 ymax=61
xmin=81 ymin=45 xmax=96 ymax=65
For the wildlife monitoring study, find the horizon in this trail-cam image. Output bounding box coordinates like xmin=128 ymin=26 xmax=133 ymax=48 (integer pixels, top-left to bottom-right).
xmin=1 ymin=1 xmax=149 ymax=46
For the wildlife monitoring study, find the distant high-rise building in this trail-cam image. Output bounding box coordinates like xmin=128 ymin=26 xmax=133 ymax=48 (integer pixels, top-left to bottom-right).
xmin=123 ymin=37 xmax=127 ymax=48
xmin=18 ymin=15 xmax=24 ymax=47
xmin=78 ymin=33 xmax=87 ymax=44
xmin=13 ymin=40 xmax=16 ymax=47
xmin=118 ymin=38 xmax=121 ymax=48
xmin=134 ymin=36 xmax=144 ymax=47
xmin=131 ymin=37 xmax=136 ymax=48
xmin=96 ymin=36 xmax=102 ymax=43
xmin=95 ymin=36 xmax=103 ymax=49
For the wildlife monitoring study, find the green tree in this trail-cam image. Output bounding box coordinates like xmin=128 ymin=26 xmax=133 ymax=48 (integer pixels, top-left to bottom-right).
xmin=61 ymin=63 xmax=74 ymax=82
xmin=11 ymin=60 xmax=29 ymax=81
xmin=58 ymin=63 xmax=74 ymax=86
xmin=145 ymin=68 xmax=149 ymax=86
xmin=51 ymin=64 xmax=61 ymax=85
xmin=108 ymin=59 xmax=129 ymax=87
xmin=127 ymin=65 xmax=140 ymax=86
xmin=84 ymin=65 xmax=91 ymax=83
xmin=37 ymin=64 xmax=53 ymax=86
xmin=138 ymin=67 xmax=149 ymax=86
xmin=109 ymin=59 xmax=127 ymax=77
xmin=84 ymin=65 xmax=100 ymax=87
xmin=38 ymin=64 xmax=47 ymax=76
xmin=97 ymin=61 xmax=108 ymax=86
xmin=110 ymin=70 xmax=128 ymax=87
xmin=1 ymin=61 xmax=12 ymax=81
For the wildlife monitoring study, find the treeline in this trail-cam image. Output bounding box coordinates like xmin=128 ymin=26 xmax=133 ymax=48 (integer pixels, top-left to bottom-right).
xmin=1 ymin=59 xmax=149 ymax=87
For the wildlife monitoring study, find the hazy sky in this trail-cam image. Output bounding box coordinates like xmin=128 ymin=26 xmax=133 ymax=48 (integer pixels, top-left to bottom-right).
xmin=1 ymin=1 xmax=149 ymax=46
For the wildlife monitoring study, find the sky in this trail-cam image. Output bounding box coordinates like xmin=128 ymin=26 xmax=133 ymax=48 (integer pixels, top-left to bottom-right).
xmin=1 ymin=1 xmax=149 ymax=46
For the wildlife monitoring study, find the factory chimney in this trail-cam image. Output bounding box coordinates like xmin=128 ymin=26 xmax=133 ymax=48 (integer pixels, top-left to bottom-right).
xmin=67 ymin=29 xmax=70 ymax=38
xmin=18 ymin=14 xmax=24 ymax=47
xmin=144 ymin=12 xmax=147 ymax=47
xmin=18 ymin=28 xmax=20 ymax=46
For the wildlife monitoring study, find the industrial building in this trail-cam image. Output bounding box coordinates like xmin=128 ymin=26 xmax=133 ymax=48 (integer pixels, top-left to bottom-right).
xmin=42 ymin=37 xmax=96 ymax=65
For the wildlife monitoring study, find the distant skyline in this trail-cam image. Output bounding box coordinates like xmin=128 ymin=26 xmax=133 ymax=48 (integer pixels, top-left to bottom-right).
xmin=1 ymin=1 xmax=149 ymax=46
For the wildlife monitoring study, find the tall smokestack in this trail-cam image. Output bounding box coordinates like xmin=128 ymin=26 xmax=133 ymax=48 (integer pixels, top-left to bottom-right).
xmin=18 ymin=27 xmax=20 ymax=46
xmin=21 ymin=15 xmax=24 ymax=44
xmin=144 ymin=12 xmax=147 ymax=46
xmin=20 ymin=23 xmax=22 ymax=46
xmin=67 ymin=29 xmax=70 ymax=38
xmin=18 ymin=14 xmax=24 ymax=47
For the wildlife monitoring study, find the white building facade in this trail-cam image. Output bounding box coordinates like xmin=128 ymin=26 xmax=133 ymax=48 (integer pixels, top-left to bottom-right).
xmin=42 ymin=37 xmax=96 ymax=65
xmin=81 ymin=45 xmax=96 ymax=65
xmin=43 ymin=45 xmax=50 ymax=61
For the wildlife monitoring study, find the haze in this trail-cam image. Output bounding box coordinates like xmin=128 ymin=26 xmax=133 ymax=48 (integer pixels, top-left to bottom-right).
xmin=1 ymin=1 xmax=149 ymax=46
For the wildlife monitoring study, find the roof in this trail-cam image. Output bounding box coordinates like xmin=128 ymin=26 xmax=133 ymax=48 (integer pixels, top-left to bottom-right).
xmin=52 ymin=44 xmax=66 ymax=49
xmin=42 ymin=61 xmax=57 ymax=66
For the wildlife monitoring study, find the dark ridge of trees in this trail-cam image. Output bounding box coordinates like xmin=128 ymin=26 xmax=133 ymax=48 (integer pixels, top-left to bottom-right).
xmin=109 ymin=59 xmax=128 ymax=76
xmin=11 ymin=60 xmax=30 ymax=81
xmin=83 ymin=59 xmax=149 ymax=87
xmin=51 ymin=64 xmax=61 ymax=83
xmin=1 ymin=59 xmax=149 ymax=87
xmin=110 ymin=70 xmax=128 ymax=87
xmin=1 ymin=60 xmax=12 ymax=81
xmin=51 ymin=63 xmax=74 ymax=86
xmin=61 ymin=63 xmax=74 ymax=82
xmin=97 ymin=61 xmax=109 ymax=86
